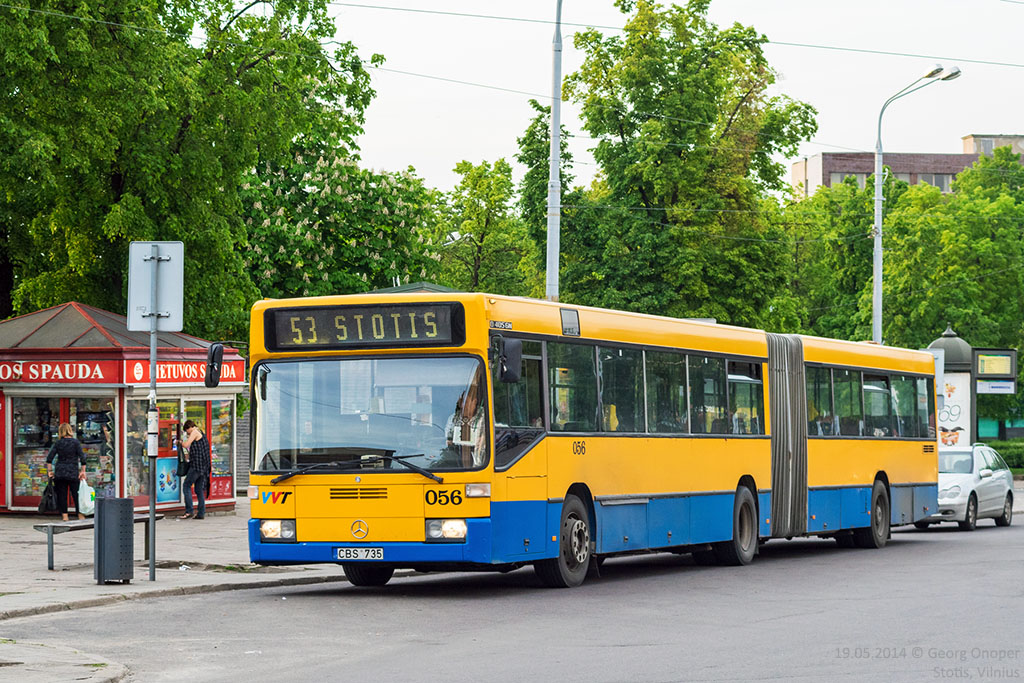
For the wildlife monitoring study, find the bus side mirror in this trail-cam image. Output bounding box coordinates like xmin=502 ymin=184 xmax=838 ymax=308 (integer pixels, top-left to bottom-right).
xmin=258 ymin=366 xmax=270 ymax=401
xmin=204 ymin=343 xmax=224 ymax=388
xmin=496 ymin=337 xmax=522 ymax=383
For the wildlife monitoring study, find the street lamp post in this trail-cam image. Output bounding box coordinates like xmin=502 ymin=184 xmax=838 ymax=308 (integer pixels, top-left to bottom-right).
xmin=872 ymin=65 xmax=961 ymax=344
xmin=545 ymin=0 xmax=564 ymax=302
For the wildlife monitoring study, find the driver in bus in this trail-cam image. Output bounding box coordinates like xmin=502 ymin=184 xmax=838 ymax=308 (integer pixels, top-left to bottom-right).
xmin=444 ymin=370 xmax=487 ymax=467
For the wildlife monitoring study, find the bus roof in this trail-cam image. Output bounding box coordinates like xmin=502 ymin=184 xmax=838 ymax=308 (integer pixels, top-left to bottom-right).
xmin=253 ymin=292 xmax=935 ymax=372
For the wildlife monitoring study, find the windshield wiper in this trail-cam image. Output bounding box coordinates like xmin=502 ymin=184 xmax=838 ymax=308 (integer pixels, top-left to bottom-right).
xmin=366 ymin=454 xmax=444 ymax=484
xmin=268 ymin=453 xmax=444 ymax=485
xmin=270 ymin=459 xmax=362 ymax=484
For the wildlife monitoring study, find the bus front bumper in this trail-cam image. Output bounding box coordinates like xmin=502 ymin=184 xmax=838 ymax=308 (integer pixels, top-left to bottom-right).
xmin=248 ymin=518 xmax=495 ymax=565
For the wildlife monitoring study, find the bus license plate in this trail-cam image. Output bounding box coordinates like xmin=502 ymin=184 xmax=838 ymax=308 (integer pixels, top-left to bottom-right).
xmin=336 ymin=547 xmax=383 ymax=561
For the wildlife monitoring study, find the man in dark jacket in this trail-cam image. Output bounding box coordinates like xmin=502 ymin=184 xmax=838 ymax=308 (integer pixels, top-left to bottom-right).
xmin=181 ymin=419 xmax=211 ymax=519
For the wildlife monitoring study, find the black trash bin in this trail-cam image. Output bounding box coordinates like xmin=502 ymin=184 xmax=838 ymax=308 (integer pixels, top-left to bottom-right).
xmin=94 ymin=497 xmax=134 ymax=584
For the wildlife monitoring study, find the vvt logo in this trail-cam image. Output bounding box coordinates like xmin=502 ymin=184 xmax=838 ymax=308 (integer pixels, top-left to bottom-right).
xmin=261 ymin=491 xmax=292 ymax=504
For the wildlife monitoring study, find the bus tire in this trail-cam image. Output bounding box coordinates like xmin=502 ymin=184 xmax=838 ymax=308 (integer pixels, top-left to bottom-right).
xmin=713 ymin=486 xmax=757 ymax=566
xmin=534 ymin=495 xmax=591 ymax=588
xmin=343 ymin=563 xmax=395 ymax=587
xmin=853 ymin=480 xmax=889 ymax=549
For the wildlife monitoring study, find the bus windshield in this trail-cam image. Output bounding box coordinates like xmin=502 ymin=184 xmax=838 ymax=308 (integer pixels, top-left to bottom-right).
xmin=253 ymin=356 xmax=488 ymax=473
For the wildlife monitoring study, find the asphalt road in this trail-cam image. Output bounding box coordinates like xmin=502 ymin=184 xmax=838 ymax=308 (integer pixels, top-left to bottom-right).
xmin=6 ymin=522 xmax=1023 ymax=682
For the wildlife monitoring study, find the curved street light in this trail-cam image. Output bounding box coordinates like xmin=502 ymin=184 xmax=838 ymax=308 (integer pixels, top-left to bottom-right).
xmin=872 ymin=65 xmax=961 ymax=344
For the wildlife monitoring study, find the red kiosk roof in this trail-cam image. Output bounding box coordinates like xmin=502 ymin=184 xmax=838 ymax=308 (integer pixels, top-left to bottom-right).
xmin=0 ymin=303 xmax=246 ymax=385
xmin=0 ymin=302 xmax=218 ymax=351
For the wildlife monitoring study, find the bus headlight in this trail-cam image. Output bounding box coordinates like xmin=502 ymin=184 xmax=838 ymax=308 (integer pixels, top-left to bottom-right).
xmin=260 ymin=519 xmax=296 ymax=542
xmin=425 ymin=519 xmax=467 ymax=542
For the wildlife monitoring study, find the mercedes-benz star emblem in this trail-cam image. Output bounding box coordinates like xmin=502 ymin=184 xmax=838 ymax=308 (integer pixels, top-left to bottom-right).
xmin=351 ymin=520 xmax=369 ymax=539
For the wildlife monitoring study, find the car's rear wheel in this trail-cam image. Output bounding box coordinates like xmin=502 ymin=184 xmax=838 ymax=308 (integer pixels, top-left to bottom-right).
xmin=995 ymin=494 xmax=1013 ymax=527
xmin=958 ymin=495 xmax=978 ymax=531
xmin=343 ymin=563 xmax=395 ymax=587
xmin=913 ymin=521 xmax=930 ymax=530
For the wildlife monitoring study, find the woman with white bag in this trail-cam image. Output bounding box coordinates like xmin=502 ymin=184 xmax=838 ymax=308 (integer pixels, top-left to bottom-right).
xmin=45 ymin=423 xmax=87 ymax=521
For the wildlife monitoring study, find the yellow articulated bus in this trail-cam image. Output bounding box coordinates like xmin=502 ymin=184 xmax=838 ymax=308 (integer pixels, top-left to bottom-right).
xmin=243 ymin=292 xmax=939 ymax=587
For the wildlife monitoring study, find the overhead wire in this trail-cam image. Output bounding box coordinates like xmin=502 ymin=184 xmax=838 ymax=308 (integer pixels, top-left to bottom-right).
xmin=326 ymin=2 xmax=1024 ymax=69
xmin=2 ymin=0 xmax=1004 ymax=158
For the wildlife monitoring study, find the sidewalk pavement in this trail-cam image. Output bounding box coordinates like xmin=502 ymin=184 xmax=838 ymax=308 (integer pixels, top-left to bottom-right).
xmin=2 ymin=484 xmax=1023 ymax=682
xmin=1 ymin=495 xmax=350 ymax=683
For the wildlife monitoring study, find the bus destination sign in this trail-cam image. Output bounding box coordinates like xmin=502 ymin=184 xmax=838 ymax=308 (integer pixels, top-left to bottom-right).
xmin=266 ymin=303 xmax=464 ymax=351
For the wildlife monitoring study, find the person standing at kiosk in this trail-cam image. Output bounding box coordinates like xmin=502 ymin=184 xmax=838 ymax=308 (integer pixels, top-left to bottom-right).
xmin=180 ymin=419 xmax=210 ymax=519
xmin=45 ymin=423 xmax=87 ymax=521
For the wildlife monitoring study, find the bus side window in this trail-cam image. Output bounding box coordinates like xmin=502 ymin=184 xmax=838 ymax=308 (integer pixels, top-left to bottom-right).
xmin=890 ymin=375 xmax=919 ymax=438
xmin=727 ymin=361 xmax=764 ymax=435
xmin=600 ymin=346 xmax=643 ymax=432
xmin=645 ymin=351 xmax=688 ymax=434
xmin=863 ymin=374 xmax=893 ymax=437
xmin=917 ymin=376 xmax=936 ymax=438
xmin=689 ymin=356 xmax=726 ymax=434
xmin=806 ymin=366 xmax=835 ymax=436
xmin=548 ymin=342 xmax=598 ymax=432
xmin=491 ymin=340 xmax=544 ymax=468
xmin=834 ymin=369 xmax=864 ymax=436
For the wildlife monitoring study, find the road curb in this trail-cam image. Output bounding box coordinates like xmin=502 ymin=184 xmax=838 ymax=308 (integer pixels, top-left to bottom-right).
xmin=0 ymin=573 xmax=352 ymax=622
xmin=0 ymin=639 xmax=130 ymax=683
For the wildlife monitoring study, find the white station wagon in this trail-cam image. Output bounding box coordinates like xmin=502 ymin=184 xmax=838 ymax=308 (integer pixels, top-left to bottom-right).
xmin=919 ymin=444 xmax=1014 ymax=531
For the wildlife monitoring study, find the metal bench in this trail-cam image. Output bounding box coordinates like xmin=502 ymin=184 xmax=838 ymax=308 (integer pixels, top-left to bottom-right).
xmin=33 ymin=514 xmax=164 ymax=570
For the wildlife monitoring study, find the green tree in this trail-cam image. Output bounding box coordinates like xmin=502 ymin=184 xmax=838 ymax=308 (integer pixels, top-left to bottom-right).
xmin=436 ymin=159 xmax=541 ymax=295
xmin=0 ymin=0 xmax=375 ymax=338
xmin=882 ymin=148 xmax=1024 ymax=350
xmin=242 ymin=130 xmax=441 ymax=298
xmin=559 ymin=0 xmax=816 ymax=327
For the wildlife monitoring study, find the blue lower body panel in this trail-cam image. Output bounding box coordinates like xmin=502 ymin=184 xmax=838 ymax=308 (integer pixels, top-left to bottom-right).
xmin=805 ymin=484 xmax=938 ymax=532
xmin=591 ymin=493 xmax=735 ymax=554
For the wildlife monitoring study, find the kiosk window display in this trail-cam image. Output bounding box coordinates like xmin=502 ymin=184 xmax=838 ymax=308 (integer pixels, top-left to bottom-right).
xmin=71 ymin=398 xmax=117 ymax=499
xmin=11 ymin=397 xmax=58 ymax=506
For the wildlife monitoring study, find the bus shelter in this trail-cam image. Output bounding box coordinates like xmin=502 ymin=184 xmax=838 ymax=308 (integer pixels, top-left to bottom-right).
xmin=0 ymin=302 xmax=245 ymax=513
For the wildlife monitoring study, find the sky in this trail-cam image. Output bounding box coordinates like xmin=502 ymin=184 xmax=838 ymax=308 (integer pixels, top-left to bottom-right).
xmin=328 ymin=0 xmax=1024 ymax=193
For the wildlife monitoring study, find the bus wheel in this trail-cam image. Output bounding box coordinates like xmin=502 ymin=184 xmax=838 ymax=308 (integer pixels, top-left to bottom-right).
xmin=343 ymin=563 xmax=395 ymax=587
xmin=853 ymin=480 xmax=890 ymax=548
xmin=714 ymin=487 xmax=757 ymax=566
xmin=534 ymin=495 xmax=591 ymax=588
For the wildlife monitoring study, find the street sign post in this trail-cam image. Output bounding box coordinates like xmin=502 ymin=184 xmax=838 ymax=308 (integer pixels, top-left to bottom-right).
xmin=127 ymin=241 xmax=184 ymax=581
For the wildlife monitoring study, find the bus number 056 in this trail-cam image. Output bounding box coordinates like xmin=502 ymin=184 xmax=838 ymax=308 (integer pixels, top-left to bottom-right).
xmin=572 ymin=440 xmax=586 ymax=455
xmin=425 ymin=490 xmax=463 ymax=505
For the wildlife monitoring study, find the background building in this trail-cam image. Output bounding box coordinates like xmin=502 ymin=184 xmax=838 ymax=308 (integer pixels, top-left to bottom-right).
xmin=791 ymin=134 xmax=1024 ymax=198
